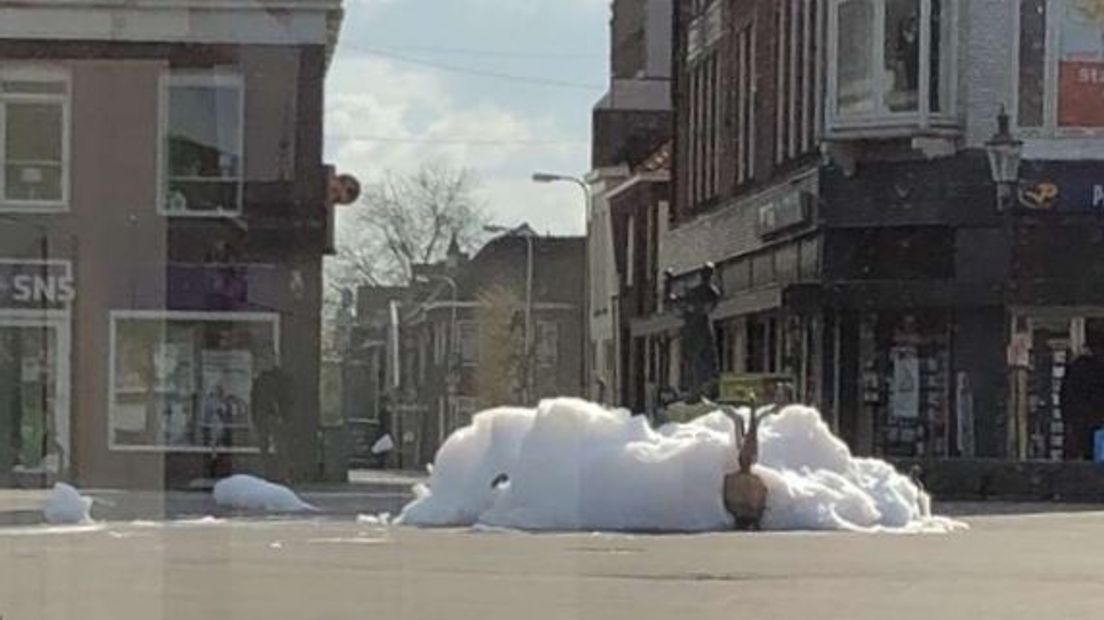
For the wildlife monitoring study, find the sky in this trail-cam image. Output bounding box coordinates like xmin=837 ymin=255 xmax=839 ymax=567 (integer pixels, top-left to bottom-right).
xmin=324 ymin=0 xmax=611 ymax=237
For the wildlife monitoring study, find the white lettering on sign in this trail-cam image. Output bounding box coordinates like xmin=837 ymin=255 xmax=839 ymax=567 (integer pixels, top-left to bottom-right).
xmin=1094 ymin=184 xmax=1104 ymax=209
xmin=11 ymin=274 xmax=76 ymax=304
xmin=1077 ymin=67 xmax=1104 ymax=85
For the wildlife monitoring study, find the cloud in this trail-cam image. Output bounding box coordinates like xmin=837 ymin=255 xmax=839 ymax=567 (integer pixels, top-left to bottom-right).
xmin=325 ymin=52 xmax=588 ymax=235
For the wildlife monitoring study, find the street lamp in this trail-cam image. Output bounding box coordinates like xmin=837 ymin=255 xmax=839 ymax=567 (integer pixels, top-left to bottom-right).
xmin=532 ymin=171 xmax=592 ymax=398
xmin=985 ymin=107 xmax=1024 ymax=212
xmin=413 ymin=273 xmax=459 ymax=443
xmin=986 ymin=107 xmax=1027 ymax=460
xmin=485 ymin=223 xmax=535 ymax=404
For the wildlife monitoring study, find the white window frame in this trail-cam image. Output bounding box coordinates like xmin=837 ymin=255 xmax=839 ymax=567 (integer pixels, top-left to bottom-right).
xmin=157 ymin=71 xmax=246 ymax=218
xmin=826 ymin=0 xmax=960 ymax=135
xmin=0 ymin=65 xmax=71 ymax=214
xmin=1013 ymin=0 xmax=1104 ymax=142
xmin=107 ymin=310 xmax=280 ymax=454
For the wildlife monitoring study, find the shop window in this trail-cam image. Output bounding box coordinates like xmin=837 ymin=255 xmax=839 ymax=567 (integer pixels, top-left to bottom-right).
xmin=161 ymin=72 xmax=244 ymax=216
xmin=828 ymin=0 xmax=956 ymax=131
xmin=0 ymin=67 xmax=69 ymax=211
xmin=1018 ymin=0 xmax=1104 ymax=133
xmin=109 ymin=312 xmax=278 ymax=452
xmin=860 ymin=313 xmax=951 ymax=458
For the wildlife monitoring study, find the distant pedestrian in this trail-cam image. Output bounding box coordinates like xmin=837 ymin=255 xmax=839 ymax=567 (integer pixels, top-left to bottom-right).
xmin=1061 ymin=328 xmax=1104 ymax=461
xmin=252 ymin=365 xmax=294 ymax=479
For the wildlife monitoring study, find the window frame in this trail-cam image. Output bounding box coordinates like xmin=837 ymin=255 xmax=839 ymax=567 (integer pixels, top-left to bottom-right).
xmin=157 ymin=70 xmax=246 ymax=218
xmin=0 ymin=65 xmax=71 ymax=214
xmin=826 ymin=0 xmax=960 ymax=135
xmin=107 ymin=309 xmax=280 ymax=454
xmin=1013 ymin=0 xmax=1104 ymax=141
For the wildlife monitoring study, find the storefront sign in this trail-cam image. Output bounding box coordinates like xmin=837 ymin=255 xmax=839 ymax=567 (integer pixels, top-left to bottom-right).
xmin=757 ymin=192 xmax=812 ymax=237
xmin=1059 ymin=1 xmax=1104 ymax=127
xmin=0 ymin=261 xmax=74 ymax=310
xmin=1019 ymin=162 xmax=1104 ymax=212
xmin=718 ymin=373 xmax=796 ymax=405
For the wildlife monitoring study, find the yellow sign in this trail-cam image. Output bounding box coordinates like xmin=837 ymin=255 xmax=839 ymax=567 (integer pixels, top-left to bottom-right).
xmin=718 ymin=374 xmax=796 ymax=405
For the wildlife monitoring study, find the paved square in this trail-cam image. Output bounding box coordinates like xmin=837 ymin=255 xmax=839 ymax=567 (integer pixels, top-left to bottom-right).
xmin=0 ymin=511 xmax=1100 ymax=620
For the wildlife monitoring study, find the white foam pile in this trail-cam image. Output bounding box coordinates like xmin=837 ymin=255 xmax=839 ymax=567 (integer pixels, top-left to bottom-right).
xmin=42 ymin=483 xmax=95 ymax=525
xmin=399 ymin=398 xmax=964 ymax=533
xmin=213 ymin=475 xmax=317 ymax=513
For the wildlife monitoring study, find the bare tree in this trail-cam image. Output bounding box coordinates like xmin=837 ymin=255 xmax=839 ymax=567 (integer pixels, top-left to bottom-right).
xmin=328 ymin=161 xmax=488 ymax=294
xmin=475 ymin=285 xmax=527 ymax=408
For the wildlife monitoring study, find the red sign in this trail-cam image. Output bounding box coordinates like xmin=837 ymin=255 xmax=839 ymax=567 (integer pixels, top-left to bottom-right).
xmin=1059 ymin=60 xmax=1104 ymax=127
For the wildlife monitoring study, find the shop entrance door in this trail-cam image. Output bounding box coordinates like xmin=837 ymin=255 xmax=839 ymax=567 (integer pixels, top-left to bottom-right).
xmin=0 ymin=317 xmax=68 ymax=484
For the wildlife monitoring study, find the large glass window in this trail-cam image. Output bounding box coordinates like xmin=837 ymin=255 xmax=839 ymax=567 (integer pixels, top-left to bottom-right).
xmin=837 ymin=0 xmax=877 ymax=115
xmin=831 ymin=0 xmax=954 ymax=124
xmin=0 ymin=69 xmax=68 ymax=209
xmin=109 ymin=313 xmax=278 ymax=451
xmin=161 ymin=73 xmax=244 ymax=216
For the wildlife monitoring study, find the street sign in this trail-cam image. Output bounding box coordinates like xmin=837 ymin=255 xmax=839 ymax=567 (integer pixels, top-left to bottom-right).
xmin=718 ymin=373 xmax=796 ymax=405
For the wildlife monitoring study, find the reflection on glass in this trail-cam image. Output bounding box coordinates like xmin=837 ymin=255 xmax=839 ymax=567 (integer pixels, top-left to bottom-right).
xmin=838 ymin=0 xmax=877 ymax=115
xmin=110 ymin=317 xmax=277 ymax=450
xmin=885 ymin=0 xmax=921 ymax=112
xmin=165 ymin=81 xmax=243 ymax=213
xmin=0 ymin=325 xmax=59 ymax=473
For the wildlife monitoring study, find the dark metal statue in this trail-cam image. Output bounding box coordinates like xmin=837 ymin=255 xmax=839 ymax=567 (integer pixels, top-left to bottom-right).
xmin=666 ymin=263 xmax=723 ymax=402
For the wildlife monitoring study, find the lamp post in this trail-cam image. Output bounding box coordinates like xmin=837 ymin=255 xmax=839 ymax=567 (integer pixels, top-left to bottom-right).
xmin=532 ymin=172 xmax=592 ymax=399
xmin=985 ymin=106 xmax=1026 ymax=460
xmin=485 ymin=223 xmax=535 ymax=404
xmin=413 ymin=274 xmax=459 ymax=441
xmin=985 ymin=107 xmax=1024 ymax=212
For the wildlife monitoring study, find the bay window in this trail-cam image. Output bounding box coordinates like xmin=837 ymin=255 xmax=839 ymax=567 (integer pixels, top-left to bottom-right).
xmin=828 ymin=0 xmax=957 ymax=131
xmin=160 ymin=72 xmax=244 ymax=216
xmin=1017 ymin=0 xmax=1104 ymax=135
xmin=0 ymin=67 xmax=69 ymax=211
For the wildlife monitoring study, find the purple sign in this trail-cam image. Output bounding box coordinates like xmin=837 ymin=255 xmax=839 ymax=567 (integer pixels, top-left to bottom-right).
xmin=0 ymin=261 xmax=74 ymax=311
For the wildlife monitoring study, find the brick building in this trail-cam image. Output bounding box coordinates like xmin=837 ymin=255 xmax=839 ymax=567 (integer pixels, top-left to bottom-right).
xmin=587 ymin=0 xmax=674 ymax=404
xmin=355 ymin=232 xmax=585 ymax=466
xmin=623 ymin=0 xmax=1104 ymax=461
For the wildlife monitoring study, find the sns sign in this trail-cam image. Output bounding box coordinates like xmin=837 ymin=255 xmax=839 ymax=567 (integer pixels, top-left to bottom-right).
xmin=0 ymin=261 xmax=75 ymax=310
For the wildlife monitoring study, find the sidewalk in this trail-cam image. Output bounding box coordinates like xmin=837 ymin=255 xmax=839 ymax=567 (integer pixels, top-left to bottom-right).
xmin=0 ymin=469 xmax=426 ymax=526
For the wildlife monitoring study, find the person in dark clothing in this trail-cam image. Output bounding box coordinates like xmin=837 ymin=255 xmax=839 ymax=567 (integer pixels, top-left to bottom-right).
xmin=251 ymin=365 xmax=294 ymax=479
xmin=1061 ymin=330 xmax=1104 ymax=461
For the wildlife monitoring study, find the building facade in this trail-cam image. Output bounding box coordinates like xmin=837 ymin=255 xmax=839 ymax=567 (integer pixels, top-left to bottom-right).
xmin=634 ymin=0 xmax=1104 ymax=461
xmin=587 ymin=0 xmax=674 ymax=404
xmin=0 ymin=0 xmax=344 ymax=487
xmin=355 ymin=232 xmax=586 ymax=467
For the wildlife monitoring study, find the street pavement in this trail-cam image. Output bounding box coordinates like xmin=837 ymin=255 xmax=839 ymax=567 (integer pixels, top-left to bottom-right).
xmin=0 ymin=509 xmax=1102 ymax=619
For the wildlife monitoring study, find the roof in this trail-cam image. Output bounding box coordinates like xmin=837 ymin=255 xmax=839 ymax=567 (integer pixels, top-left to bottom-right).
xmin=0 ymin=0 xmax=345 ymax=62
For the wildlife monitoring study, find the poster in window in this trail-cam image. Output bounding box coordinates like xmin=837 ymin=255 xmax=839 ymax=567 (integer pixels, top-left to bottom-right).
xmin=200 ymin=350 xmax=253 ymax=446
xmin=1059 ymin=0 xmax=1104 ymax=127
xmin=153 ymin=341 xmax=195 ymax=394
xmin=890 ymin=346 xmax=920 ymax=419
